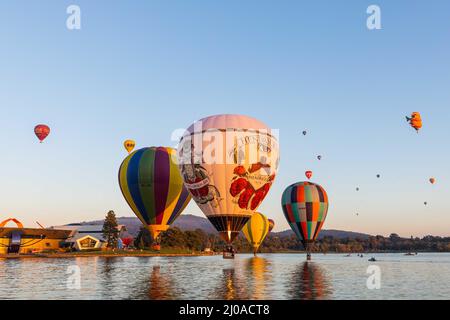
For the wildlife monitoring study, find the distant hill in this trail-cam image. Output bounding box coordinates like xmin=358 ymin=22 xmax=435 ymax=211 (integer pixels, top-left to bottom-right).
xmin=273 ymin=229 xmax=371 ymax=240
xmin=64 ymin=214 xmax=371 ymax=239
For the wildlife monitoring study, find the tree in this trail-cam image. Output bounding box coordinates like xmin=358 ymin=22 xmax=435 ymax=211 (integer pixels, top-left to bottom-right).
xmin=102 ymin=210 xmax=119 ymax=249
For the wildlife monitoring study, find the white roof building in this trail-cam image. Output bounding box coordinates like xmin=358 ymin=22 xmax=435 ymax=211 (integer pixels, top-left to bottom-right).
xmin=51 ymin=224 xmax=127 ymax=250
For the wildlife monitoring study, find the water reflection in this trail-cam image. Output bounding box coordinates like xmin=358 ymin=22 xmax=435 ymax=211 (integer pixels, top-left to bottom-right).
xmin=289 ymin=262 xmax=332 ymax=300
xmin=147 ymin=265 xmax=176 ymax=300
xmin=1 ymin=254 xmax=449 ymax=300
xmin=213 ymin=268 xmax=249 ymax=300
xmin=245 ymin=257 xmax=272 ymax=300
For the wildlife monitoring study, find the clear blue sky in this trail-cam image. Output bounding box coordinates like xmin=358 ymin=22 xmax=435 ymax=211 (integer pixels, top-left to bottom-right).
xmin=1 ymin=1 xmax=449 ymax=237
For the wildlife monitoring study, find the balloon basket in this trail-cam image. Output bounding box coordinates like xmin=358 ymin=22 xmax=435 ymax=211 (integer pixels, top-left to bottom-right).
xmin=223 ymin=245 xmax=235 ymax=259
xmin=151 ymin=244 xmax=161 ymax=251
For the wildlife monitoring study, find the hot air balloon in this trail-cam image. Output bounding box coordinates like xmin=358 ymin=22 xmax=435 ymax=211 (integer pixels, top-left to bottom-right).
xmin=424 ymin=201 xmax=428 ymax=206
xmin=429 ymin=178 xmax=436 ymax=185
xmin=118 ymin=147 xmax=191 ymax=249
xmin=268 ymin=219 xmax=275 ymax=232
xmin=356 ymin=187 xmax=360 ymax=191
xmin=282 ymin=181 xmax=329 ymax=261
xmin=34 ymin=124 xmax=50 ymax=143
xmin=123 ymin=140 xmax=136 ymax=154
xmin=406 ymin=112 xmax=422 ymax=132
xmin=305 ymin=171 xmax=313 ymax=180
xmin=178 ymin=114 xmax=279 ymax=255
xmin=302 ymin=131 xmax=307 ymax=136
xmin=317 ymin=155 xmax=322 ymax=161
xmin=242 ymin=212 xmax=270 ymax=256
xmin=376 ymin=174 xmax=380 ymax=178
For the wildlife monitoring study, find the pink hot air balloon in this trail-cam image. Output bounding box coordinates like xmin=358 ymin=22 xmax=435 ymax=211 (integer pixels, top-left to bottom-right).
xmin=305 ymin=171 xmax=313 ymax=180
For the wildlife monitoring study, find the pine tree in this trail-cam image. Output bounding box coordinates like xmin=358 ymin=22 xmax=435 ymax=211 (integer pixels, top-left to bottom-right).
xmin=102 ymin=210 xmax=119 ymax=249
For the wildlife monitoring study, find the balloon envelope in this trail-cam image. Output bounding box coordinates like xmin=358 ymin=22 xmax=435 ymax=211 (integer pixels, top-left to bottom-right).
xmin=429 ymin=178 xmax=436 ymax=184
xmin=305 ymin=171 xmax=312 ymax=180
xmin=34 ymin=124 xmax=50 ymax=142
xmin=118 ymin=147 xmax=191 ymax=240
xmin=178 ymin=114 xmax=279 ymax=244
xmin=268 ymin=219 xmax=275 ymax=232
xmin=242 ymin=212 xmax=270 ymax=254
xmin=281 ymin=182 xmax=329 ymax=249
xmin=124 ymin=140 xmax=136 ymax=154
xmin=406 ymin=112 xmax=422 ymax=132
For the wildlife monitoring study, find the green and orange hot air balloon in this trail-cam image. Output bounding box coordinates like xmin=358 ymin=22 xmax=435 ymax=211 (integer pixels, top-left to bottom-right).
xmin=118 ymin=147 xmax=191 ymax=249
xmin=282 ymin=181 xmax=329 ymax=260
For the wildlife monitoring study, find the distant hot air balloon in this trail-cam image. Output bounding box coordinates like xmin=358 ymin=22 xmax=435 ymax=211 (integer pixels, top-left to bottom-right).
xmin=356 ymin=187 xmax=360 ymax=191
xmin=123 ymin=140 xmax=136 ymax=154
xmin=118 ymin=147 xmax=191 ymax=248
xmin=424 ymin=201 xmax=428 ymax=206
xmin=429 ymin=178 xmax=436 ymax=185
xmin=305 ymin=171 xmax=313 ymax=180
xmin=282 ymin=181 xmax=329 ymax=261
xmin=268 ymin=219 xmax=275 ymax=232
xmin=406 ymin=112 xmax=422 ymax=132
xmin=302 ymin=131 xmax=307 ymax=136
xmin=242 ymin=212 xmax=270 ymax=256
xmin=376 ymin=174 xmax=380 ymax=178
xmin=34 ymin=124 xmax=50 ymax=143
xmin=178 ymin=114 xmax=279 ymax=250
xmin=317 ymin=155 xmax=322 ymax=161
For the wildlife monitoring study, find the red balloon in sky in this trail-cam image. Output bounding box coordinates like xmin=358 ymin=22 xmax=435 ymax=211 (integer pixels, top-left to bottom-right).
xmin=34 ymin=124 xmax=50 ymax=143
xmin=305 ymin=171 xmax=313 ymax=180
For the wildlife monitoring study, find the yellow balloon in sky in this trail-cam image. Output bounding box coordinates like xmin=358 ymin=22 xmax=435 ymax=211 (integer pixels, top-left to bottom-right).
xmin=242 ymin=212 xmax=270 ymax=255
xmin=124 ymin=140 xmax=136 ymax=154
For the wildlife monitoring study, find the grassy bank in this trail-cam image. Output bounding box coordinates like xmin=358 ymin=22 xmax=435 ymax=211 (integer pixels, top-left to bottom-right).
xmin=0 ymin=249 xmax=219 ymax=259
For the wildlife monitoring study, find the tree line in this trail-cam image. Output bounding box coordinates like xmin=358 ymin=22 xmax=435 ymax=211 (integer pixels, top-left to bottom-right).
xmin=133 ymin=227 xmax=450 ymax=253
xmin=102 ymin=211 xmax=450 ymax=253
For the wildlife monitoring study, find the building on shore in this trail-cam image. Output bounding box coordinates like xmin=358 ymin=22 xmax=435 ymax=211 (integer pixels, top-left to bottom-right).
xmin=0 ymin=218 xmax=127 ymax=254
xmin=0 ymin=218 xmax=72 ymax=254
xmin=51 ymin=224 xmax=128 ymax=251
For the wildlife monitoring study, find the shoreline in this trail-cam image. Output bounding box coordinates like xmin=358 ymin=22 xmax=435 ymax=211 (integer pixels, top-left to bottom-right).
xmin=1 ymin=251 xmax=448 ymax=259
xmin=0 ymin=252 xmax=220 ymax=259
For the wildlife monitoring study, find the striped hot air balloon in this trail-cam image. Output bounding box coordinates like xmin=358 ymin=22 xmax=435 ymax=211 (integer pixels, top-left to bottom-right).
xmin=118 ymin=147 xmax=191 ymax=243
xmin=281 ymin=181 xmax=329 ymax=260
xmin=242 ymin=212 xmax=270 ymax=255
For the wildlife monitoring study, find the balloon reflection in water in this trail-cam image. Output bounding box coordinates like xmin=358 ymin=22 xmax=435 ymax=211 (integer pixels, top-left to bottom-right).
xmin=245 ymin=257 xmax=272 ymax=300
xmin=147 ymin=266 xmax=175 ymax=300
xmin=214 ymin=268 xmax=249 ymax=300
xmin=289 ymin=262 xmax=332 ymax=300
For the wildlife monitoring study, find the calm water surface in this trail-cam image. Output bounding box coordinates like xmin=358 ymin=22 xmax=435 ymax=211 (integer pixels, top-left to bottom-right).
xmin=0 ymin=253 xmax=449 ymax=300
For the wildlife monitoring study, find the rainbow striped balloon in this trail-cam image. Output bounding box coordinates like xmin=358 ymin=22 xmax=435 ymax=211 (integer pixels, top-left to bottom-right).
xmin=281 ymin=182 xmax=329 ymax=249
xmin=118 ymin=147 xmax=191 ymax=239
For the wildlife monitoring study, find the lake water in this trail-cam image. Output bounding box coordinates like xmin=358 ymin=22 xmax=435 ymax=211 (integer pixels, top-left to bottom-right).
xmin=0 ymin=253 xmax=449 ymax=300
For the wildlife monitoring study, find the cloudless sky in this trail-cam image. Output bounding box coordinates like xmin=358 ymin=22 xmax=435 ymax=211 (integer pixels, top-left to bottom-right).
xmin=0 ymin=1 xmax=449 ymax=237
